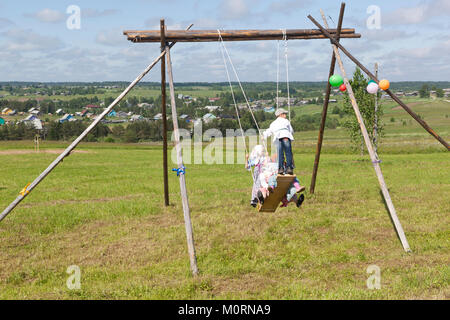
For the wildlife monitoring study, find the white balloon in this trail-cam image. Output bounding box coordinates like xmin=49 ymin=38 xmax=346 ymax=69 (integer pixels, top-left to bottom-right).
xmin=366 ymin=83 xmax=379 ymax=94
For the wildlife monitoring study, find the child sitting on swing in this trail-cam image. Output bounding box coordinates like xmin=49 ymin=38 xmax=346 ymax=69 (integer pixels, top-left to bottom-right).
xmin=262 ymin=108 xmax=295 ymax=175
xmin=245 ymin=145 xmax=267 ymax=207
xmin=245 ymin=145 xmax=278 ymax=207
xmin=246 ymin=144 xmax=305 ymax=209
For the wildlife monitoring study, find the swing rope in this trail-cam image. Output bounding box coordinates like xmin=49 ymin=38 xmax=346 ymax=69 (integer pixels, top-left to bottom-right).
xmin=276 ymin=30 xmax=291 ymax=120
xmin=217 ymin=32 xmax=247 ymax=154
xmin=217 ymin=29 xmax=269 ymax=155
xmin=276 ymin=39 xmax=280 ymax=111
xmin=218 ymin=30 xmax=258 ymax=184
xmin=283 ymin=30 xmax=292 ymax=121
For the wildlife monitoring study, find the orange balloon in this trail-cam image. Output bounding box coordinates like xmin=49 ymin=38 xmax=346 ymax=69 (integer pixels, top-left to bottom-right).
xmin=379 ymin=79 xmax=390 ymax=90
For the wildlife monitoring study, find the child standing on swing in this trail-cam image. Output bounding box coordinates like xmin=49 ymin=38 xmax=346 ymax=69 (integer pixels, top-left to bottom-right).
xmin=262 ymin=108 xmax=295 ymax=175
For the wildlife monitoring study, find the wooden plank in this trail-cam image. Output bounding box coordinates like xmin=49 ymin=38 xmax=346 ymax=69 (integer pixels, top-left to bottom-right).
xmin=165 ymin=45 xmax=199 ymax=276
xmin=124 ymin=28 xmax=361 ymax=42
xmin=259 ymin=175 xmax=296 ymax=213
xmin=127 ymin=34 xmax=361 ymax=42
xmin=319 ymin=11 xmax=411 ymax=253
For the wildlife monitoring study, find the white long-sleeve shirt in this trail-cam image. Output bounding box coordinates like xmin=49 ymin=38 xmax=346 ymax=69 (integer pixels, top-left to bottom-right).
xmin=263 ymin=117 xmax=294 ymax=142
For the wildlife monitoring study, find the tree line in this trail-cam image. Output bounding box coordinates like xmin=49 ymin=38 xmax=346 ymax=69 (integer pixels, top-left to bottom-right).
xmin=0 ymin=109 xmax=341 ymax=143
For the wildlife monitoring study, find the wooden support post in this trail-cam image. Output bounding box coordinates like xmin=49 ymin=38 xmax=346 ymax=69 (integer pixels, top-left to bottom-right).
xmin=374 ymin=63 xmax=379 ymax=155
xmin=161 ymin=19 xmax=169 ymax=207
xmin=310 ymin=3 xmax=345 ymax=194
xmin=308 ymin=14 xmax=449 ymax=151
xmin=34 ymin=134 xmax=39 ymax=152
xmin=165 ymin=45 xmax=199 ymax=276
xmin=320 ymin=12 xmax=411 ymax=252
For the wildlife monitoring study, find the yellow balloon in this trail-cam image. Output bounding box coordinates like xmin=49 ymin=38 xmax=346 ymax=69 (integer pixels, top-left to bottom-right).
xmin=379 ymin=79 xmax=390 ymax=91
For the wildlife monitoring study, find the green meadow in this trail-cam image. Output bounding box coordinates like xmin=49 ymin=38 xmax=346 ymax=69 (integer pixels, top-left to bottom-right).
xmin=0 ymin=99 xmax=448 ymax=299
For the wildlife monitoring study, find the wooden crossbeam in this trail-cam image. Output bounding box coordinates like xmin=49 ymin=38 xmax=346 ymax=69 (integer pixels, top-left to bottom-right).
xmin=123 ymin=28 xmax=361 ymax=43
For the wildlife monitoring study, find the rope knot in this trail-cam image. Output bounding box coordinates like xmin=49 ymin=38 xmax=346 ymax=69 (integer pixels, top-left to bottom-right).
xmin=20 ymin=183 xmax=31 ymax=196
xmin=172 ymin=166 xmax=186 ymax=177
xmin=372 ymin=159 xmax=382 ymax=165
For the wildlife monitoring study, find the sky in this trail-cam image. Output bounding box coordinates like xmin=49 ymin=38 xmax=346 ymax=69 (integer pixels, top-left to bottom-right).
xmin=0 ymin=0 xmax=449 ymax=83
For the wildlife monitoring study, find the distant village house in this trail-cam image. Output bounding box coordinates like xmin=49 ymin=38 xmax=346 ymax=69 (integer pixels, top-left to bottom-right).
xmin=59 ymin=114 xmax=75 ymax=123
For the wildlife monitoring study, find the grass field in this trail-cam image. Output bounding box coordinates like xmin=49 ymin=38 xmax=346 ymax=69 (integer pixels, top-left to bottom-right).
xmin=0 ymin=101 xmax=449 ymax=300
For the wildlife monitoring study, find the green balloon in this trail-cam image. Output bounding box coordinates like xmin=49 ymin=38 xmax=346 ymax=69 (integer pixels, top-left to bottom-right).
xmin=368 ymin=80 xmax=376 ymax=85
xmin=329 ymin=74 xmax=343 ymax=87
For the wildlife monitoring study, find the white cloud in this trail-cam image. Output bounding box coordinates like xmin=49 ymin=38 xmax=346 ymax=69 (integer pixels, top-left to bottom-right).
xmin=373 ymin=38 xmax=450 ymax=81
xmin=385 ymin=5 xmax=427 ymax=25
xmin=424 ymin=0 xmax=450 ymax=16
xmin=219 ymin=0 xmax=250 ymax=20
xmin=384 ymin=0 xmax=450 ymax=25
xmin=145 ymin=17 xmax=184 ymax=30
xmin=269 ymin=0 xmax=311 ymax=15
xmin=96 ymin=29 xmax=127 ymax=47
xmin=83 ymin=9 xmax=119 ymax=18
xmin=1 ymin=28 xmax=65 ymax=52
xmin=24 ymin=7 xmax=118 ymax=24
xmin=189 ymin=18 xmax=219 ymax=29
xmin=361 ymin=29 xmax=418 ymax=42
xmin=119 ymin=46 xmax=150 ymax=59
xmin=26 ymin=8 xmax=65 ymax=23
xmin=0 ymin=17 xmax=14 ymax=29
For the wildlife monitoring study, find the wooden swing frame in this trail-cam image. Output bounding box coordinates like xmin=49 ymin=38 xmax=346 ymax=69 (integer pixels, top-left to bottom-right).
xmin=1 ymin=2 xmax=448 ymax=277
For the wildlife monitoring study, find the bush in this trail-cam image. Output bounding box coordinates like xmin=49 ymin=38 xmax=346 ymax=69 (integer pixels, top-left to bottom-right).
xmin=125 ymin=121 xmax=165 ymax=142
xmin=85 ymin=134 xmax=97 ymax=142
xmin=325 ymin=118 xmax=339 ymax=129
xmin=111 ymin=125 xmax=125 ymax=138
xmin=332 ymin=106 xmax=340 ymax=114
xmin=290 ymin=113 xmax=333 ymax=132
xmin=0 ymin=122 xmax=36 ymax=141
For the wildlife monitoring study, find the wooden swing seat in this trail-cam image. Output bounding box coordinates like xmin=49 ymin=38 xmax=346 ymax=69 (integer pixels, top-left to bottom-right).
xmin=258 ymin=174 xmax=296 ymax=213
